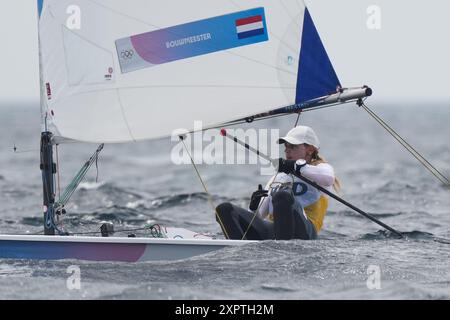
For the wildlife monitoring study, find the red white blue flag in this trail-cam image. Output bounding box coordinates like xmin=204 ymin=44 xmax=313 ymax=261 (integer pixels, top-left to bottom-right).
xmin=236 ymin=15 xmax=265 ymax=39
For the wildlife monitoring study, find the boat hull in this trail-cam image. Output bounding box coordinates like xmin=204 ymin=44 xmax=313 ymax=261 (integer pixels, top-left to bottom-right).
xmin=0 ymin=235 xmax=252 ymax=262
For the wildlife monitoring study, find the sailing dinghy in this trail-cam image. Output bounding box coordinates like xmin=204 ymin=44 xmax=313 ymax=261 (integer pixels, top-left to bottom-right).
xmin=0 ymin=0 xmax=372 ymax=262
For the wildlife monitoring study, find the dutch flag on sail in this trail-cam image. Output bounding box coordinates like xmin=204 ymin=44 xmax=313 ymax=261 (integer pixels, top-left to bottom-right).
xmin=236 ymin=15 xmax=265 ymax=39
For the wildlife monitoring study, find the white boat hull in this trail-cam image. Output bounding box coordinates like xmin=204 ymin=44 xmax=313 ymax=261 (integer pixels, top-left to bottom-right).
xmin=0 ymin=234 xmax=253 ymax=262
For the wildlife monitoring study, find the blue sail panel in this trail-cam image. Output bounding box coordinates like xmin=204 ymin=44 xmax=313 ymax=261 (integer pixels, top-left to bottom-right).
xmin=295 ymin=8 xmax=341 ymax=104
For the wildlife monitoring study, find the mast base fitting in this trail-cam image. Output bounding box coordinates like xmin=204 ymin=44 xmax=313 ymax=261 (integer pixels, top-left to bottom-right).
xmin=100 ymin=222 xmax=115 ymax=237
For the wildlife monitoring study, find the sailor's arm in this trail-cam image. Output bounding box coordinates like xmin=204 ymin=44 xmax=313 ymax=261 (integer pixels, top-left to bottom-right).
xmin=278 ymin=158 xmax=335 ymax=187
xmin=300 ymin=163 xmax=335 ymax=187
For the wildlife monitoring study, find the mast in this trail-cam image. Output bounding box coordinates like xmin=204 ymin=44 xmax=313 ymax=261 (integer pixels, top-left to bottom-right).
xmin=40 ymin=131 xmax=55 ymax=235
xmin=37 ymin=1 xmax=56 ymax=235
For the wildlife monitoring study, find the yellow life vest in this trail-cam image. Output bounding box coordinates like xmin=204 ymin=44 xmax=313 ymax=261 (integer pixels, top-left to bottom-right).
xmin=265 ymin=195 xmax=328 ymax=232
xmin=304 ymin=195 xmax=328 ymax=232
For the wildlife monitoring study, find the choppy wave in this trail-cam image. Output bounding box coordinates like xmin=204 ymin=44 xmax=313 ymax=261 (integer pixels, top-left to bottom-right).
xmin=361 ymin=230 xmax=435 ymax=240
xmin=377 ymin=181 xmax=419 ymax=192
xmin=148 ymin=193 xmax=211 ymax=208
xmin=67 ymin=184 xmax=232 ymax=214
xmin=78 ymin=181 xmax=106 ymax=190
xmin=2 ymin=105 xmax=450 ymax=299
xmin=20 ymin=217 xmax=42 ymax=227
xmin=433 ymin=237 xmax=450 ymax=244
xmin=260 ymin=284 xmax=299 ymax=292
xmin=124 ymin=192 xmax=235 ymax=211
xmin=0 ymin=187 xmax=35 ymax=199
xmin=77 ymin=182 xmax=143 ymax=199
xmin=317 ymin=229 xmax=349 ymax=239
xmin=327 ymin=210 xmax=406 ymax=219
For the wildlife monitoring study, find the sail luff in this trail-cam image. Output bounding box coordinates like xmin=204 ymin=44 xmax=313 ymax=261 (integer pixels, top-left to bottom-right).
xmin=37 ymin=0 xmax=47 ymax=132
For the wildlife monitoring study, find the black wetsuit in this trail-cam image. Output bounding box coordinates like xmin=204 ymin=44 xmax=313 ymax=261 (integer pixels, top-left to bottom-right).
xmin=216 ymin=187 xmax=317 ymax=240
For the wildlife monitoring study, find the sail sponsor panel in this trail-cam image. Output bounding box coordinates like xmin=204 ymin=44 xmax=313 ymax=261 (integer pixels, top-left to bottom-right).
xmin=116 ymin=8 xmax=268 ymax=73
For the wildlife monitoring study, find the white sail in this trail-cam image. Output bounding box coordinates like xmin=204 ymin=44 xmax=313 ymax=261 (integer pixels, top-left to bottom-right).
xmin=37 ymin=0 xmax=339 ymax=143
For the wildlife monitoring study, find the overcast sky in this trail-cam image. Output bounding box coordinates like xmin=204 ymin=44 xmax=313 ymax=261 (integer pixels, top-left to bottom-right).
xmin=0 ymin=0 xmax=449 ymax=106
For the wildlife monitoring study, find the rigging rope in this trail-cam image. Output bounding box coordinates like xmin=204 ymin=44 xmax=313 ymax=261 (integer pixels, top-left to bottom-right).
xmin=54 ymin=144 xmax=105 ymax=211
xmin=294 ymin=110 xmax=302 ymax=127
xmin=360 ymin=101 xmax=450 ymax=187
xmin=179 ymin=136 xmax=231 ymax=240
xmin=55 ymin=144 xmax=61 ymax=201
xmin=55 ymin=144 xmax=61 ymax=224
xmin=69 ymin=224 xmax=166 ymax=237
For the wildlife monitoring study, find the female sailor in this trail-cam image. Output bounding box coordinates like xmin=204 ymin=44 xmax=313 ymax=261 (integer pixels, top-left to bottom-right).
xmin=216 ymin=125 xmax=340 ymax=240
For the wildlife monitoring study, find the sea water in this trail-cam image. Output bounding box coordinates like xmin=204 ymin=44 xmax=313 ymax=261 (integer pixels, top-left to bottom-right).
xmin=0 ymin=102 xmax=449 ymax=299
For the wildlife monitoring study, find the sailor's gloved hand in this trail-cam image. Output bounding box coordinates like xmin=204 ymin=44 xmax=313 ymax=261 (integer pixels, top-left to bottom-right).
xmin=277 ymin=158 xmax=307 ymax=175
xmin=249 ymin=184 xmax=268 ymax=211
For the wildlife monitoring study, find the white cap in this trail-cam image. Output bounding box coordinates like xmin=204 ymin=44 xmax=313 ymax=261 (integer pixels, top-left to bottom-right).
xmin=277 ymin=125 xmax=320 ymax=149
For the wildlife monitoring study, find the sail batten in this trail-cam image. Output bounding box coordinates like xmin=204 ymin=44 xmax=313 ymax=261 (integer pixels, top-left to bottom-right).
xmin=37 ymin=0 xmax=341 ymax=143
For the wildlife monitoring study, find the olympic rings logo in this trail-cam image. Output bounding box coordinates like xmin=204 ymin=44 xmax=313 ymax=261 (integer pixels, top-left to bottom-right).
xmin=120 ymin=50 xmax=134 ymax=60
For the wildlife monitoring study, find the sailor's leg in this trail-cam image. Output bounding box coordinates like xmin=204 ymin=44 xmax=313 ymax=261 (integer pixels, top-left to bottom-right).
xmin=271 ymin=190 xmax=295 ymax=240
xmin=215 ymin=203 xmax=273 ymax=240
xmin=292 ymin=201 xmax=317 ymax=240
xmin=272 ymin=190 xmax=317 ymax=240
